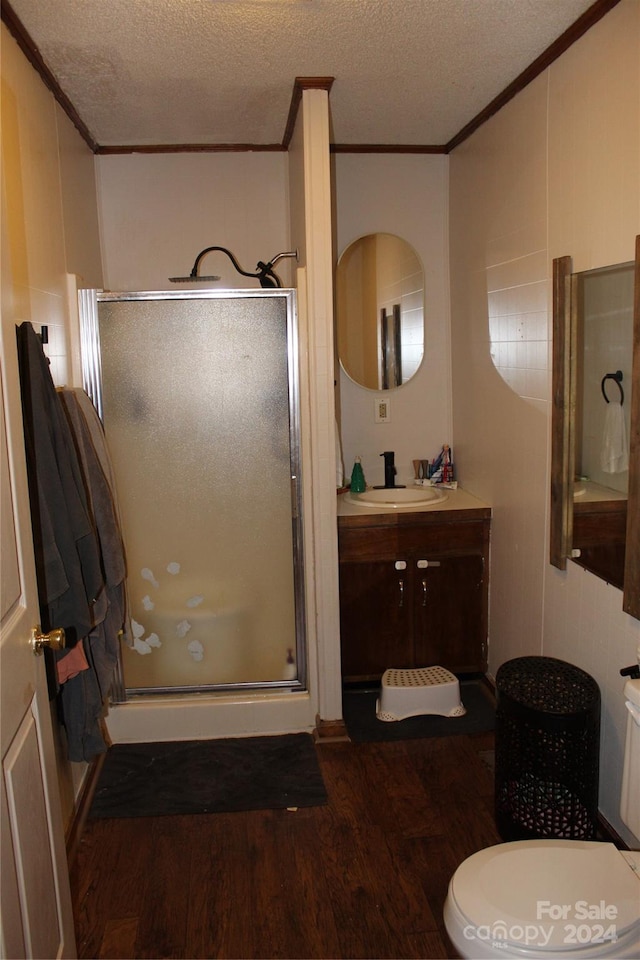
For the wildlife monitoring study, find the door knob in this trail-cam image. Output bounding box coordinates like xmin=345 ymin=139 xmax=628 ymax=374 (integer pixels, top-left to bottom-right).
xmin=31 ymin=625 xmax=66 ymax=656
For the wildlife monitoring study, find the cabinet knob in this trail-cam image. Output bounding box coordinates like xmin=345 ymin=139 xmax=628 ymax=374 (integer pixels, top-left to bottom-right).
xmin=395 ymin=560 xmax=407 ymax=570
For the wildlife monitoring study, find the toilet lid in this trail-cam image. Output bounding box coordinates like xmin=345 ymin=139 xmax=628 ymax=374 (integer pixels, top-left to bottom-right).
xmin=450 ymin=840 xmax=640 ymax=953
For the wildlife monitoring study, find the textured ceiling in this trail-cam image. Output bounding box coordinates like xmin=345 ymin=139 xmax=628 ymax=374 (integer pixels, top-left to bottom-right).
xmin=6 ymin=0 xmax=599 ymax=148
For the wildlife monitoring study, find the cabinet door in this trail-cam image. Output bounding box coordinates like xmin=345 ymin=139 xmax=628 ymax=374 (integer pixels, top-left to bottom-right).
xmin=413 ymin=555 xmax=485 ymax=673
xmin=339 ymin=561 xmax=412 ymax=680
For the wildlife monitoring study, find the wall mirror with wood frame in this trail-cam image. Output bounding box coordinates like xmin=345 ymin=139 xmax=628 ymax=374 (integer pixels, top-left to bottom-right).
xmin=551 ymin=236 xmax=640 ymax=620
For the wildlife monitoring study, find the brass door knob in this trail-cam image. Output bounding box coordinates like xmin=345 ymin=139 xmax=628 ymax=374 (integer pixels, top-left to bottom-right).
xmin=31 ymin=626 xmax=66 ymax=656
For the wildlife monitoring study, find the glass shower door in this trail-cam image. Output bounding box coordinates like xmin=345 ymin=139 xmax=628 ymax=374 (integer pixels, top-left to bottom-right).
xmin=91 ymin=290 xmax=304 ymax=695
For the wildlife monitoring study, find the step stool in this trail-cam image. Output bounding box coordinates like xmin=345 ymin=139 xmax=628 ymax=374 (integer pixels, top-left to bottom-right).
xmin=376 ymin=666 xmax=466 ymax=721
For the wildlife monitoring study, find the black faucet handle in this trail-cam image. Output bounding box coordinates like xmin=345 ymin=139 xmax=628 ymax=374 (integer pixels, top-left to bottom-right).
xmin=379 ymin=451 xmax=405 ymax=489
xmin=380 ymin=451 xmax=395 ymax=474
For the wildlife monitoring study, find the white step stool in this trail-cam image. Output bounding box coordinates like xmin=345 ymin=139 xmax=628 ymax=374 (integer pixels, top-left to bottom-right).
xmin=376 ymin=666 xmax=466 ymax=721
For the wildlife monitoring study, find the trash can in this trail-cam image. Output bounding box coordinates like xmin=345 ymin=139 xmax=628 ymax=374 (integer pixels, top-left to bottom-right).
xmin=495 ymin=655 xmax=600 ymax=841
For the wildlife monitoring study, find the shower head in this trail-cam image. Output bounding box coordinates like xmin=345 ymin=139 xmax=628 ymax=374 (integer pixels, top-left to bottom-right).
xmin=256 ymin=250 xmax=300 ymax=288
xmin=169 ymin=246 xmax=298 ymax=288
xmin=168 ymin=275 xmax=221 ymax=283
xmin=169 ymin=274 xmax=220 ymax=283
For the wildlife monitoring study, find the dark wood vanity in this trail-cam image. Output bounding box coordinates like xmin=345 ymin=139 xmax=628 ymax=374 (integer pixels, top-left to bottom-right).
xmin=338 ymin=495 xmax=490 ymax=683
xmin=572 ymin=495 xmax=626 ymax=589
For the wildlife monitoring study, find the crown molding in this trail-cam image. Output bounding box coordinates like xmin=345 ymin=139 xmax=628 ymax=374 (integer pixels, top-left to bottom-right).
xmin=331 ymin=144 xmax=446 ymax=154
xmin=1 ymin=0 xmax=98 ymax=151
xmin=281 ymin=76 xmax=335 ymax=149
xmin=95 ymin=143 xmax=285 ymax=155
xmin=445 ymin=0 xmax=621 ymax=152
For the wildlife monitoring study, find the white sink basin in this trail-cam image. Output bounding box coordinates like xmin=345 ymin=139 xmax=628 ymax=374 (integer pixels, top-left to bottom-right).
xmin=348 ymin=486 xmax=448 ymax=508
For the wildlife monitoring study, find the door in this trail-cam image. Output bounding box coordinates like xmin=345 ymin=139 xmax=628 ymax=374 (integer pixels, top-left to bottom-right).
xmin=86 ymin=290 xmax=305 ymax=694
xmin=413 ymin=554 xmax=486 ymax=673
xmin=1 ymin=327 xmax=76 ymax=957
xmin=339 ymin=560 xmax=412 ymax=680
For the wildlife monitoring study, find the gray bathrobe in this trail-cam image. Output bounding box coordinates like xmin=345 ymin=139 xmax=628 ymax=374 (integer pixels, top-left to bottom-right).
xmin=17 ymin=322 xmax=125 ymax=761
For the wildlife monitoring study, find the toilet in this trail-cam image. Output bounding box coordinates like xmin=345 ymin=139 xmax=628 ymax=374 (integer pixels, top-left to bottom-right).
xmin=444 ymin=677 xmax=640 ymax=959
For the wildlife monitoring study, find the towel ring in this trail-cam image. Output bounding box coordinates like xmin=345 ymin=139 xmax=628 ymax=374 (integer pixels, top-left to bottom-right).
xmin=601 ymin=370 xmax=624 ymax=405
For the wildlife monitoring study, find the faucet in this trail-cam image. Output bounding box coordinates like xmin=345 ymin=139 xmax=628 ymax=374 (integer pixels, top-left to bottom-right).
xmin=375 ymin=451 xmax=406 ymax=489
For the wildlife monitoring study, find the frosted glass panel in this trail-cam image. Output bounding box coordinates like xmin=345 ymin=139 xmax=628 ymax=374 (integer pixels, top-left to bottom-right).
xmin=98 ymin=294 xmax=301 ymax=690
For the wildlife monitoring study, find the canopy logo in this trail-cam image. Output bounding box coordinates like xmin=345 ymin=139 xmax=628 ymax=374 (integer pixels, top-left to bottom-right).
xmin=463 ymin=902 xmax=619 ymax=950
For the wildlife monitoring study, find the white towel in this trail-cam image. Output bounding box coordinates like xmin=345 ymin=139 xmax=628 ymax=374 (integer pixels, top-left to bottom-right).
xmin=600 ymin=399 xmax=629 ymax=473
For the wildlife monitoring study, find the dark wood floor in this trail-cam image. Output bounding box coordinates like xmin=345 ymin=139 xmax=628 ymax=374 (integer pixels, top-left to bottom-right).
xmin=70 ymin=729 xmax=500 ymax=959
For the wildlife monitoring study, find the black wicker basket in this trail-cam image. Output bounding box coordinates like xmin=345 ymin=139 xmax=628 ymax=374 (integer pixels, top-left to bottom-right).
xmin=495 ymin=656 xmax=601 ymax=840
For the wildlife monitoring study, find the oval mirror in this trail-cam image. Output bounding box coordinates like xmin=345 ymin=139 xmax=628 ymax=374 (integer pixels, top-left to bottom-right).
xmin=336 ymin=233 xmax=424 ymax=390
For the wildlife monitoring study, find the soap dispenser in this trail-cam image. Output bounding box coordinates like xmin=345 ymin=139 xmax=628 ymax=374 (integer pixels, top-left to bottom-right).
xmin=350 ymin=456 xmax=366 ymax=493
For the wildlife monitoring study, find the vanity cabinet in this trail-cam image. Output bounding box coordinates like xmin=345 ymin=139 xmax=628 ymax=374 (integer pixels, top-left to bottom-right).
xmin=338 ymin=509 xmax=490 ymax=682
xmin=572 ymin=497 xmax=627 ymax=590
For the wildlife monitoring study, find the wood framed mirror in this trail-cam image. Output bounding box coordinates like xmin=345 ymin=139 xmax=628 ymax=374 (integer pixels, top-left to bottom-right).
xmin=551 ymin=236 xmax=640 ymax=620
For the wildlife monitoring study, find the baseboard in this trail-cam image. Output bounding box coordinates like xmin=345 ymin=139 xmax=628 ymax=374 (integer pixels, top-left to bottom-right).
xmin=313 ymin=715 xmax=350 ymax=743
xmin=480 ymin=672 xmax=496 ymax=699
xmin=597 ymin=812 xmax=631 ymax=850
xmin=65 ymin=752 xmax=106 ymax=867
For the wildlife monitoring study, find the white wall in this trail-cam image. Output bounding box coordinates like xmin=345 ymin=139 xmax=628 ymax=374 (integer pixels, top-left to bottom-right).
xmin=1 ymin=22 xmax=104 ymax=827
xmin=449 ymin=0 xmax=640 ymax=844
xmin=334 ymin=154 xmax=451 ymax=488
xmin=1 ymin=28 xmax=103 ymax=388
xmin=96 ymin=152 xmax=291 ymax=291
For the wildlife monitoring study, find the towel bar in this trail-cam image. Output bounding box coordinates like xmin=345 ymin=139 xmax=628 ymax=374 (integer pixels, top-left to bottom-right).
xmin=601 ymin=370 xmax=624 ymax=405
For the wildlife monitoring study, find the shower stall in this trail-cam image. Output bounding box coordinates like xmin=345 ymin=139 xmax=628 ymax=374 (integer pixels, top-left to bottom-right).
xmin=79 ymin=289 xmax=306 ymax=701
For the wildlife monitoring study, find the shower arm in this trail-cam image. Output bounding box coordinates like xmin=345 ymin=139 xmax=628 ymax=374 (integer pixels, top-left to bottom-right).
xmin=176 ymin=246 xmax=298 ymax=288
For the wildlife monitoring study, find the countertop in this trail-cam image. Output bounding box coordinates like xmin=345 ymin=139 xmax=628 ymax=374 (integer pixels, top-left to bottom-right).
xmin=574 ymin=479 xmax=627 ymax=505
xmin=337 ymin=485 xmax=491 ymax=524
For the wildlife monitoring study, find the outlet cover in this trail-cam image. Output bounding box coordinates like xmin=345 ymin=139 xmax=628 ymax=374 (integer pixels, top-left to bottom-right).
xmin=374 ymin=398 xmax=390 ymax=423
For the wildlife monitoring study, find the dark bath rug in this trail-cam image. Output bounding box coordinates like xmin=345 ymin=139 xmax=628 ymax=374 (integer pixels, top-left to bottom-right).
xmin=89 ymin=732 xmax=328 ymax=819
xmin=343 ymin=680 xmax=495 ymax=743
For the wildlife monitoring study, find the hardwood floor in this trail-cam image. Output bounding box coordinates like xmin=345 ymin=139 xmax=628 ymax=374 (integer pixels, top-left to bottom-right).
xmin=70 ymin=730 xmax=500 ymax=959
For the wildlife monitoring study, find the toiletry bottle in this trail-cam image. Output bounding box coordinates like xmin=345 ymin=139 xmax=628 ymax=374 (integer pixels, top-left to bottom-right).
xmin=350 ymin=456 xmax=366 ymax=493
xmin=282 ymin=648 xmax=297 ymax=681
xmin=443 ymin=444 xmax=452 ymax=483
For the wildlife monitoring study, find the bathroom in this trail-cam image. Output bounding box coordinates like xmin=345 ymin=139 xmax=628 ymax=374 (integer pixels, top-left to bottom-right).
xmin=1 ymin=0 xmax=639 ymax=940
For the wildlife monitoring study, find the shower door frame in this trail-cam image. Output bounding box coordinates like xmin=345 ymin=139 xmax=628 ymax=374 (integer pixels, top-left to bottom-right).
xmin=79 ymin=288 xmax=307 ymax=701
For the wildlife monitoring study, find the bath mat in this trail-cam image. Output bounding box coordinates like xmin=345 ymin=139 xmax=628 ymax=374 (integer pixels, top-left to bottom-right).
xmin=343 ymin=680 xmax=495 ymax=743
xmin=89 ymin=732 xmax=327 ymax=818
